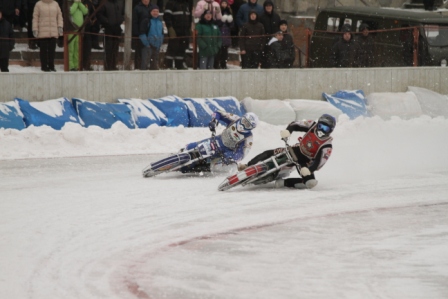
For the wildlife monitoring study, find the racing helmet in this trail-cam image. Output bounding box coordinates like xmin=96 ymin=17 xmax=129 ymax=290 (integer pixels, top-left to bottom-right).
xmin=316 ymin=114 xmax=336 ymax=138
xmin=236 ymin=112 xmax=259 ymax=133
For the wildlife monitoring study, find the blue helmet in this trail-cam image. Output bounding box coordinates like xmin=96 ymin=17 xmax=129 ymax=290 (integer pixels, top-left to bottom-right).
xmin=236 ymin=112 xmax=259 ymax=133
xmin=316 ymin=114 xmax=336 ymax=138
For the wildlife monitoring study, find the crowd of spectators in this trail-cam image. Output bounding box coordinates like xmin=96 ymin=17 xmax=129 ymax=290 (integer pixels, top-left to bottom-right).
xmin=0 ymin=0 xmax=298 ymax=72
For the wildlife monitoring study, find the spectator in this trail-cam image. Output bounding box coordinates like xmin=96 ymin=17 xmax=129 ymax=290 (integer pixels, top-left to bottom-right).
xmin=90 ymin=0 xmax=102 ymax=50
xmin=259 ymin=0 xmax=280 ymax=68
xmin=196 ymin=9 xmax=221 ymax=69
xmin=0 ymin=0 xmax=20 ymax=26
xmin=69 ymin=0 xmax=88 ymax=71
xmin=214 ymin=0 xmax=233 ymax=69
xmin=81 ymin=0 xmax=98 ymax=71
xmin=0 ymin=9 xmax=15 ymax=72
xmin=330 ymin=24 xmax=359 ymax=68
xmin=239 ymin=10 xmax=264 ymax=69
xmin=194 ymin=0 xmax=222 ymax=21
xmin=132 ymin=0 xmax=152 ymax=70
xmin=33 ymin=0 xmax=63 ymax=72
xmin=235 ymin=0 xmax=262 ymax=29
xmin=356 ymin=23 xmax=374 ymax=67
xmin=229 ymin=0 xmax=241 ymax=47
xmin=279 ymin=19 xmax=294 ymax=68
xmin=139 ymin=5 xmax=163 ymax=70
xmin=98 ymin=0 xmax=124 ymax=71
xmin=15 ymin=0 xmax=27 ymax=32
xmin=266 ymin=31 xmax=288 ymax=68
xmin=163 ymin=0 xmax=191 ymax=70
xmin=258 ymin=0 xmax=279 ymax=38
xmin=27 ymin=0 xmax=39 ymax=49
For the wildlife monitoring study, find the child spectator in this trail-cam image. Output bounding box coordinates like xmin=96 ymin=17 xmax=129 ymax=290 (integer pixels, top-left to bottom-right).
xmin=0 ymin=9 xmax=15 ymax=72
xmin=139 ymin=5 xmax=163 ymax=70
xmin=196 ymin=9 xmax=221 ymax=69
xmin=214 ymin=0 xmax=233 ymax=69
xmin=266 ymin=31 xmax=289 ymax=68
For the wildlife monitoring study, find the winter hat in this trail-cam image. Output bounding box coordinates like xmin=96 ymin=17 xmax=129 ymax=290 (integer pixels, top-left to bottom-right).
xmin=359 ymin=23 xmax=369 ymax=31
xmin=279 ymin=19 xmax=288 ymax=26
xmin=263 ymin=0 xmax=274 ymax=8
xmin=150 ymin=5 xmax=159 ymax=12
xmin=341 ymin=24 xmax=351 ymax=33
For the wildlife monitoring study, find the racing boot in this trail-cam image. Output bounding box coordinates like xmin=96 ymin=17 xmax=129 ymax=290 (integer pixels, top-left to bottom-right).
xmin=274 ymin=179 xmax=285 ymax=188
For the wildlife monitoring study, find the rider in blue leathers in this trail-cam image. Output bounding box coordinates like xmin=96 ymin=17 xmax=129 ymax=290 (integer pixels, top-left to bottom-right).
xmin=180 ymin=110 xmax=258 ymax=172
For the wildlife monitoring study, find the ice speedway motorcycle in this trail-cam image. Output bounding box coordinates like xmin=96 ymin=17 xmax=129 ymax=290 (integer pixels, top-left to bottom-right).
xmin=142 ymin=131 xmax=237 ymax=177
xmin=218 ymin=133 xmax=300 ymax=191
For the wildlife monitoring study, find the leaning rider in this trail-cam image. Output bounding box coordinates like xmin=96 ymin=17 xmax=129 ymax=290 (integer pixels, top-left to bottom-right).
xmin=238 ymin=114 xmax=336 ymax=189
xmin=181 ymin=110 xmax=259 ymax=172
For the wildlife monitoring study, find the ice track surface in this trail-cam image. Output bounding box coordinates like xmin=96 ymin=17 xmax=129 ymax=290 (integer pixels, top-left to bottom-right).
xmin=1 ymin=116 xmax=448 ymax=299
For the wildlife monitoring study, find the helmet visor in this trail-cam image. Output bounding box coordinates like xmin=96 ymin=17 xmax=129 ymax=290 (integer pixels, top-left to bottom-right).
xmin=240 ymin=116 xmax=254 ymax=130
xmin=317 ymin=123 xmax=331 ymax=134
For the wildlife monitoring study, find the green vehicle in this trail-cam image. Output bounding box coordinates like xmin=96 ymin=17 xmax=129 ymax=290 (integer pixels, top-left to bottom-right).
xmin=309 ymin=7 xmax=448 ymax=67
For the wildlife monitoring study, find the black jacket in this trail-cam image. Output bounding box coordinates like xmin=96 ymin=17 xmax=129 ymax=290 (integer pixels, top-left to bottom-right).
xmin=259 ymin=12 xmax=280 ymax=38
xmin=0 ymin=18 xmax=14 ymax=59
xmin=356 ymin=34 xmax=375 ymax=67
xmin=266 ymin=38 xmax=288 ymax=68
xmin=163 ymin=0 xmax=191 ymax=36
xmin=331 ymin=35 xmax=360 ymax=68
xmin=98 ymin=0 xmax=124 ymax=35
xmin=0 ymin=0 xmax=21 ymax=16
xmin=132 ymin=2 xmax=152 ymax=36
xmin=239 ymin=14 xmax=265 ymax=52
xmin=281 ymin=32 xmax=295 ymax=67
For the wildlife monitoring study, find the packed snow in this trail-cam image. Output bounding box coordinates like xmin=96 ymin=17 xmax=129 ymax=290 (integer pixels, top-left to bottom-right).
xmin=1 ymin=114 xmax=448 ymax=299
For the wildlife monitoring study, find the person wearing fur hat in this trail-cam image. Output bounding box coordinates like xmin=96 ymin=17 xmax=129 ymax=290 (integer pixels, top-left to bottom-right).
xmin=196 ymin=9 xmax=221 ymax=69
xmin=139 ymin=5 xmax=163 ymax=70
xmin=279 ymin=19 xmax=294 ymax=68
xmin=0 ymin=10 xmax=15 ymax=72
xmin=214 ymin=0 xmax=233 ymax=69
xmin=330 ymin=24 xmax=360 ymax=68
xmin=239 ymin=10 xmax=264 ymax=69
xmin=194 ymin=0 xmax=222 ymax=21
xmin=355 ymin=22 xmax=375 ymax=67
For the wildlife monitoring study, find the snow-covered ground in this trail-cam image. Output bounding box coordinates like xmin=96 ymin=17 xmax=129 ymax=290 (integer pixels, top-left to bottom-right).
xmin=1 ymin=115 xmax=448 ymax=299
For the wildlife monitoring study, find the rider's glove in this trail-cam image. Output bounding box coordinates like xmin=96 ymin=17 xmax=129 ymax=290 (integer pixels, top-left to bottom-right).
xmin=280 ymin=130 xmax=291 ymax=139
xmin=208 ymin=119 xmax=217 ymax=132
xmin=300 ymin=167 xmax=311 ymax=177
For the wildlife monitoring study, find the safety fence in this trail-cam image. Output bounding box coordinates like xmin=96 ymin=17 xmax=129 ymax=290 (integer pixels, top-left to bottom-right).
xmin=2 ymin=25 xmax=448 ymax=71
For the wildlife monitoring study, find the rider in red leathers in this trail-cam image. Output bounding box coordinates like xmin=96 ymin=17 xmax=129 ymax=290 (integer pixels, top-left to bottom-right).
xmin=239 ymin=114 xmax=336 ymax=189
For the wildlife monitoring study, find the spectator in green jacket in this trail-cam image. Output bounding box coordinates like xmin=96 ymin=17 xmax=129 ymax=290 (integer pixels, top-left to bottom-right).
xmin=196 ymin=9 xmax=221 ymax=69
xmin=69 ymin=0 xmax=88 ymax=71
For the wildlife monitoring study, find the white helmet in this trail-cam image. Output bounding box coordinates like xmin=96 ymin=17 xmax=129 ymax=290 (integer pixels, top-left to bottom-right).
xmin=236 ymin=112 xmax=259 ymax=133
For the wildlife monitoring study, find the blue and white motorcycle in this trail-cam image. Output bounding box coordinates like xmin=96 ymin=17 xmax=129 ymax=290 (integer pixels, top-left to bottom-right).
xmin=142 ymin=132 xmax=236 ymax=177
